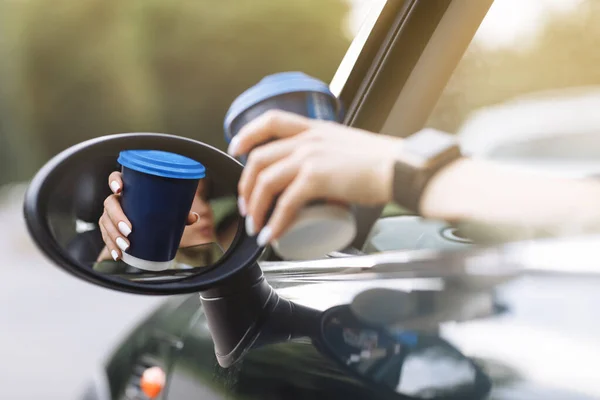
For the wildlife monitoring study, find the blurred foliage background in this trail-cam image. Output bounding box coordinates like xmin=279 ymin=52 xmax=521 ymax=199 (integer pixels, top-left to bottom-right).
xmin=1 ymin=0 xmax=600 ymax=187
xmin=0 ymin=0 xmax=352 ymax=186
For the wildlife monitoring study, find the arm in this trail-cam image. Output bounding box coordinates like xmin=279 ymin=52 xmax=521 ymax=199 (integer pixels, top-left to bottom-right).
xmin=229 ymin=110 xmax=600 ymax=245
xmin=419 ymin=157 xmax=600 ymax=241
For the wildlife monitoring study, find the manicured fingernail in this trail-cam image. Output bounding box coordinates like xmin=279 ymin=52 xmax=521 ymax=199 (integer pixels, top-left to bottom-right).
xmin=228 ymin=136 xmax=239 ymax=156
xmin=256 ymin=226 xmax=272 ymax=247
xmin=118 ymin=221 xmax=131 ymax=237
xmin=110 ymin=180 xmax=121 ymax=194
xmin=245 ymin=215 xmax=256 ymax=236
xmin=237 ymin=197 xmax=247 ymax=216
xmin=111 ymin=250 xmax=119 ymax=261
xmin=116 ymin=237 xmax=129 ymax=251
xmin=191 ymin=212 xmax=200 ymax=224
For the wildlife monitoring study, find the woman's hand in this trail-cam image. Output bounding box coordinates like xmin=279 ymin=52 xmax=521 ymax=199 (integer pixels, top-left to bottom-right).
xmin=99 ymin=172 xmax=199 ymax=261
xmin=228 ymin=110 xmax=402 ymax=246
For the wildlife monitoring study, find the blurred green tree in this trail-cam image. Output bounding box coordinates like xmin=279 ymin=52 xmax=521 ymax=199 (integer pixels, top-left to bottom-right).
xmin=0 ymin=0 xmax=350 ymax=184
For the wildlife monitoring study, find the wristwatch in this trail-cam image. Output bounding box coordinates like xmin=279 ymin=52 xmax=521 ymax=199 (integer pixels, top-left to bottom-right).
xmin=392 ymin=128 xmax=462 ymax=213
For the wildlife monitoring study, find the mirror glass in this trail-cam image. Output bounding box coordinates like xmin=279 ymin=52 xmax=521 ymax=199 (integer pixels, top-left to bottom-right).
xmin=321 ymin=306 xmax=491 ymax=399
xmin=45 ymin=152 xmax=241 ymax=282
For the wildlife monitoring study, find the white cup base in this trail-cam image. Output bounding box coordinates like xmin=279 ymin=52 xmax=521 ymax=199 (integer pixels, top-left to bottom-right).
xmin=272 ymin=204 xmax=356 ymax=260
xmin=121 ymin=252 xmax=175 ymax=271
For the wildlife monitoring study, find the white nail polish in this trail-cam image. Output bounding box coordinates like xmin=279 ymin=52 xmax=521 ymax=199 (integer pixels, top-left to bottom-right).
xmin=256 ymin=226 xmax=272 ymax=247
xmin=237 ymin=197 xmax=247 ymax=216
xmin=116 ymin=237 xmax=129 ymax=251
xmin=111 ymin=250 xmax=119 ymax=261
xmin=110 ymin=180 xmax=121 ymax=193
xmin=118 ymin=221 xmax=132 ymax=237
xmin=228 ymin=136 xmax=239 ymax=156
xmin=245 ymin=216 xmax=256 ymax=236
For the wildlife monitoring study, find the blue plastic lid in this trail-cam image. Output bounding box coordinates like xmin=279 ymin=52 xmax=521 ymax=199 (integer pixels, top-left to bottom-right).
xmin=118 ymin=150 xmax=206 ymax=180
xmin=224 ymin=71 xmax=341 ymax=141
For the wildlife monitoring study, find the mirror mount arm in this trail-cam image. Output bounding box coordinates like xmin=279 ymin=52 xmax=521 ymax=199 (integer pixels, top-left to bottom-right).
xmin=200 ymin=262 xmax=321 ymax=368
xmin=253 ymin=294 xmax=322 ymax=346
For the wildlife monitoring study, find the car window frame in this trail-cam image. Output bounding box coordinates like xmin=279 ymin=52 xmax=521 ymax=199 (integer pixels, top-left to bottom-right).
xmin=332 ymin=0 xmax=494 ymax=249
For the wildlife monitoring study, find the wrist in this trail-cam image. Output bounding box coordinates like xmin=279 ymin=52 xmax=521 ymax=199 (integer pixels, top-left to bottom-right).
xmin=418 ymin=157 xmax=467 ymax=219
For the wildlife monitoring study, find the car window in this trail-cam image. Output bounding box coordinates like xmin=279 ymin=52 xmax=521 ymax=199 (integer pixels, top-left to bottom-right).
xmin=428 ymin=0 xmax=600 ymax=165
xmin=381 ymin=0 xmax=600 ymax=243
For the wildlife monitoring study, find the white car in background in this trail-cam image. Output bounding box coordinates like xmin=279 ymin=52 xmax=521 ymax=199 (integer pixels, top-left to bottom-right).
xmin=458 ymin=86 xmax=600 ymax=178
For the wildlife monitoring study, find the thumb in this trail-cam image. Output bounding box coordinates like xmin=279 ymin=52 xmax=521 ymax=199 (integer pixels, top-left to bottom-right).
xmin=186 ymin=212 xmax=200 ymax=226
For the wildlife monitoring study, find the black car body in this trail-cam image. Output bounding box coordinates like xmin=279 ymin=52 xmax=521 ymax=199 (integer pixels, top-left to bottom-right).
xmin=83 ymin=245 xmax=600 ymax=400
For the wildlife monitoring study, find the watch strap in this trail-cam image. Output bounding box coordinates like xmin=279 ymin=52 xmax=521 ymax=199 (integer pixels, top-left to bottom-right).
xmin=392 ymin=158 xmax=422 ymax=213
xmin=392 ymin=129 xmax=462 ymax=213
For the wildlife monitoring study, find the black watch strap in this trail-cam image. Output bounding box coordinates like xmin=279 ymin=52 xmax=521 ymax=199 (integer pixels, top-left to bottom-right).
xmin=392 ymin=129 xmax=462 ymax=213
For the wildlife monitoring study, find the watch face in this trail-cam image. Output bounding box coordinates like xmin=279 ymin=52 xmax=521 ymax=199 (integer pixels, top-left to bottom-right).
xmin=404 ymin=128 xmax=460 ymax=161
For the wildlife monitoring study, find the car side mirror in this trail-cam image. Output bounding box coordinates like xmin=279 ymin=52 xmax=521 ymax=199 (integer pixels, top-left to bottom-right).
xmin=23 ymin=133 xmax=277 ymax=367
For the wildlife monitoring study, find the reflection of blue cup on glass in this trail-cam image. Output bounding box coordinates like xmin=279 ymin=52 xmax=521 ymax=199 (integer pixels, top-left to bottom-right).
xmin=224 ymin=72 xmax=356 ymax=260
xmin=117 ymin=150 xmax=206 ymax=271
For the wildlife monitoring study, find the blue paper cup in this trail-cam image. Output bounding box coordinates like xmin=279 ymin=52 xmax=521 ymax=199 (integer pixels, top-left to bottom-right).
xmin=225 ymin=72 xmax=342 ymax=164
xmin=117 ymin=150 xmax=206 ymax=271
xmin=224 ymin=72 xmax=356 ymax=260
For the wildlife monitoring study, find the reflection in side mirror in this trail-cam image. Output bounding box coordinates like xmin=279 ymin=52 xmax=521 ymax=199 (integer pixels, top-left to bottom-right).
xmin=47 ymin=151 xmax=240 ymax=282
xmin=320 ymin=306 xmax=492 ymax=399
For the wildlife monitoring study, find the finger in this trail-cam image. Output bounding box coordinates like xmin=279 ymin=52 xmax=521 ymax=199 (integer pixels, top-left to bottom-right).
xmin=104 ymin=194 xmax=132 ymax=237
xmin=186 ymin=212 xmax=200 ymax=225
xmin=96 ymin=246 xmax=112 ymax=263
xmin=238 ymin=135 xmax=305 ymax=202
xmin=108 ymin=171 xmax=123 ymax=194
xmin=228 ymin=110 xmax=312 ymax=156
xmin=246 ymin=156 xmax=301 ymax=235
xmin=99 ymin=213 xmax=121 ymax=261
xmin=257 ymin=175 xmax=317 ymax=246
xmin=100 ymin=212 xmax=130 ymax=254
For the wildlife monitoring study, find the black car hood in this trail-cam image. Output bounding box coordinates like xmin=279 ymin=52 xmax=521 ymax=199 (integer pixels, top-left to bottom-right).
xmin=262 ymin=235 xmax=600 ymax=399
